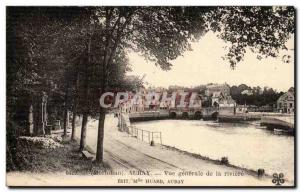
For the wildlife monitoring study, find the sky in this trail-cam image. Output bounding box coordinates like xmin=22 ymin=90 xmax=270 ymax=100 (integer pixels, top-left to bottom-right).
xmin=127 ymin=32 xmax=294 ymax=92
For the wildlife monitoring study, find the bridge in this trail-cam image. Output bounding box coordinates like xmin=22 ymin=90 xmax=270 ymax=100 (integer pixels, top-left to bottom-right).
xmin=261 ymin=115 xmax=294 ymax=135
xmin=169 ymin=107 xmax=219 ymax=120
xmin=127 ymin=107 xmax=220 ymax=121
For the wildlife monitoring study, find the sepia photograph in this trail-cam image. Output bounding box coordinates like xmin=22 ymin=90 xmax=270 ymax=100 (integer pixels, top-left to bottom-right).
xmin=5 ymin=5 xmax=295 ymax=187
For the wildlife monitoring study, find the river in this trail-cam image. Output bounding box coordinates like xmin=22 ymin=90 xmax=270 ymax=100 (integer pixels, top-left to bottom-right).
xmin=132 ymin=119 xmax=294 ymax=182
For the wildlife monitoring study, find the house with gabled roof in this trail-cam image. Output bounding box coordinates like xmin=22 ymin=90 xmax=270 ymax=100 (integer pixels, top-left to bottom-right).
xmin=277 ymin=88 xmax=294 ymax=113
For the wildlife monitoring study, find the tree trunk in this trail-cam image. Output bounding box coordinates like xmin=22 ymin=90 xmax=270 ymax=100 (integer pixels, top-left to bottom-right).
xmin=71 ymin=106 xmax=77 ymax=141
xmin=28 ymin=104 xmax=34 ymax=136
xmin=63 ymin=81 xmax=70 ymax=137
xmin=78 ymin=35 xmax=91 ymax=150
xmin=63 ymin=108 xmax=68 ymax=137
xmin=96 ymin=110 xmax=105 ymax=162
xmin=33 ymin=100 xmax=44 ymax=136
xmin=71 ymin=71 xmax=80 ymax=141
xmin=79 ymin=114 xmax=88 ymax=151
xmin=6 ymin=144 xmax=15 ymax=171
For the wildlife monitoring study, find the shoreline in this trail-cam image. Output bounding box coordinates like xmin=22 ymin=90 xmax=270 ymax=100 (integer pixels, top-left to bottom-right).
xmin=6 ymin=118 xmax=294 ymax=186
xmin=160 ymin=144 xmax=270 ymax=179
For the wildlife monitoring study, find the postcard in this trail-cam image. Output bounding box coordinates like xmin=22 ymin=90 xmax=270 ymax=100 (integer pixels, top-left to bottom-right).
xmin=6 ymin=6 xmax=295 ymax=187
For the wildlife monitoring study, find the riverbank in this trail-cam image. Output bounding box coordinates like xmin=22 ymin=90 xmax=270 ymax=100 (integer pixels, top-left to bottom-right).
xmin=73 ymin=115 xmax=293 ymax=186
xmin=218 ymin=114 xmax=261 ymax=122
xmin=160 ymin=144 xmax=293 ymax=185
xmin=7 ymin=115 xmax=293 ymax=186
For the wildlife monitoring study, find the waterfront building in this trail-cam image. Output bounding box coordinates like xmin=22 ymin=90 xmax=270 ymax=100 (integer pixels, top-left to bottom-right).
xmin=144 ymin=90 xmax=161 ymax=111
xmin=205 ymin=83 xmax=231 ymax=97
xmin=277 ymin=88 xmax=295 ymax=113
xmin=130 ymin=89 xmax=146 ymax=113
xmin=131 ymin=94 xmax=145 ymax=113
xmin=211 ymin=91 xmax=236 ymax=108
xmin=211 ymin=91 xmax=222 ymax=107
xmin=171 ymin=91 xmax=202 ymax=111
xmin=219 ymin=96 xmax=236 ymax=108
xmin=159 ymin=92 xmax=174 ymax=110
xmin=189 ymin=93 xmax=202 ymax=110
xmin=119 ymin=89 xmax=203 ymax=113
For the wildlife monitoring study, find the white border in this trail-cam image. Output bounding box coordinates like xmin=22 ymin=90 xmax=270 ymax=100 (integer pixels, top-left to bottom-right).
xmin=0 ymin=1 xmax=298 ymax=192
xmin=1 ymin=0 xmax=300 ymax=6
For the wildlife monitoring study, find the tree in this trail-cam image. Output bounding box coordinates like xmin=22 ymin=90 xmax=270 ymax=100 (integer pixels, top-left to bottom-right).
xmin=230 ymin=85 xmax=239 ymax=96
xmin=7 ymin=7 xmax=72 ymax=136
xmin=7 ymin=6 xmax=294 ymax=165
xmin=206 ymin=6 xmax=294 ymax=68
xmin=87 ymin=7 xmax=211 ymax=162
xmin=6 ymin=7 xmax=84 ymax=169
xmin=83 ymin=6 xmax=295 ymax=162
xmin=6 ymin=7 xmax=93 ymax=152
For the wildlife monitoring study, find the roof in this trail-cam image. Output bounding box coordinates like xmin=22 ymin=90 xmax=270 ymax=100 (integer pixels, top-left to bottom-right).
xmin=277 ymin=91 xmax=294 ymax=102
xmin=212 ymin=91 xmax=223 ymax=98
xmin=219 ymin=97 xmax=236 ymax=104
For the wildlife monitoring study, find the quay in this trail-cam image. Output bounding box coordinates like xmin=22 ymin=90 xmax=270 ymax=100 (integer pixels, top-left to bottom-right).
xmin=217 ymin=114 xmax=261 ymax=122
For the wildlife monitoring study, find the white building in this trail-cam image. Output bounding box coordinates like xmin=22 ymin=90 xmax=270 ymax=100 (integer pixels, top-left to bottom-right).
xmin=277 ymin=88 xmax=294 ymax=113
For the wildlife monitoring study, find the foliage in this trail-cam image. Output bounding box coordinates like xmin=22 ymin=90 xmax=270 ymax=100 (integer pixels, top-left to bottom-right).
xmin=6 ymin=6 xmax=295 ymax=163
xmin=230 ymin=84 xmax=285 ymax=106
xmin=206 ymin=6 xmax=294 ymax=68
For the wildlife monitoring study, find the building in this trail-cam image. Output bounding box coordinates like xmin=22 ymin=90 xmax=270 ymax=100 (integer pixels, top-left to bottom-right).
xmin=277 ymin=88 xmax=295 ymax=113
xmin=144 ymin=90 xmax=161 ymax=111
xmin=205 ymin=83 xmax=231 ymax=97
xmin=211 ymin=91 xmax=222 ymax=107
xmin=130 ymin=94 xmax=145 ymax=113
xmin=118 ymin=89 xmax=203 ymax=113
xmin=189 ymin=93 xmax=202 ymax=110
xmin=219 ymin=96 xmax=236 ymax=108
xmin=211 ymin=91 xmax=236 ymax=108
xmin=159 ymin=92 xmax=174 ymax=110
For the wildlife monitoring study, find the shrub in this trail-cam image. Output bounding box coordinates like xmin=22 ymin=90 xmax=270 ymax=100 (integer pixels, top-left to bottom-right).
xmin=221 ymin=156 xmax=229 ymax=165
